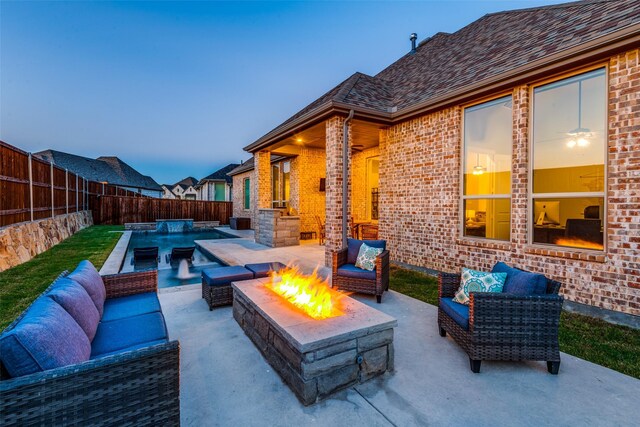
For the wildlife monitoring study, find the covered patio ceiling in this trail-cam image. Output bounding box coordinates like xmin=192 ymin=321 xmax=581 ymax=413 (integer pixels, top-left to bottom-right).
xmin=268 ymin=119 xmax=383 ymax=157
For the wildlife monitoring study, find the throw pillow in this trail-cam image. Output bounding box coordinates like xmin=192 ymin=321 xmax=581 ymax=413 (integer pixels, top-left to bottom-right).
xmin=354 ymin=243 xmax=383 ymax=271
xmin=453 ymin=268 xmax=507 ymax=305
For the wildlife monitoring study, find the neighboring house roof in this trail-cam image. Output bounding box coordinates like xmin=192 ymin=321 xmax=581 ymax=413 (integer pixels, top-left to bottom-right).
xmin=245 ymin=0 xmax=640 ymax=152
xmin=34 ymin=150 xmax=162 ymax=191
xmin=197 ymin=163 xmax=240 ymax=185
xmin=175 ymin=177 xmax=198 ymax=187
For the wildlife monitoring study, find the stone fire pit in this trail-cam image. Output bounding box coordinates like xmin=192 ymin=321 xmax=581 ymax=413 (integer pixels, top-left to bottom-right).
xmin=232 ymin=278 xmax=397 ymax=405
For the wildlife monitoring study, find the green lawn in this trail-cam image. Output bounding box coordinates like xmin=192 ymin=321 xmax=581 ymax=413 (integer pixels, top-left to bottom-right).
xmin=0 ymin=225 xmax=123 ymax=330
xmin=389 ymin=265 xmax=640 ymax=379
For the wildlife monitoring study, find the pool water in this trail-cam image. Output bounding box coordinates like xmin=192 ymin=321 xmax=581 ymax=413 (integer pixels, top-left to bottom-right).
xmin=120 ymin=230 xmax=232 ymax=288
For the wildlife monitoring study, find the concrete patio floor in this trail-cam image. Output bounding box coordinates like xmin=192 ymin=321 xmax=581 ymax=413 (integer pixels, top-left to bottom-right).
xmin=159 ymin=231 xmax=640 ymax=426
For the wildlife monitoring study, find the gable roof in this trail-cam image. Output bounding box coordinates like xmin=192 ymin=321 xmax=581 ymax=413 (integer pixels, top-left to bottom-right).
xmin=34 ymin=150 xmax=162 ymax=191
xmin=175 ymin=177 xmax=198 ymax=187
xmin=227 ymin=158 xmax=254 ymax=177
xmin=245 ymin=0 xmax=640 ymax=152
xmin=198 ymin=163 xmax=240 ymax=184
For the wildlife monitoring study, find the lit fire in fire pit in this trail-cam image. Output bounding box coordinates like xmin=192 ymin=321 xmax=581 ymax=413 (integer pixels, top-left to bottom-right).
xmin=265 ymin=266 xmax=345 ymax=319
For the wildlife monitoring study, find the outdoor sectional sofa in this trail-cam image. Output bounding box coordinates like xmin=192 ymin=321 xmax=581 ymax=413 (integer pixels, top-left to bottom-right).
xmin=438 ymin=262 xmax=563 ymax=374
xmin=0 ymin=260 xmax=180 ymax=426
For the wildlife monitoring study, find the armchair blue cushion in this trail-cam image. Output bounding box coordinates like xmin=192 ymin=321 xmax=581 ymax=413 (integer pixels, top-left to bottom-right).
xmin=47 ymin=277 xmax=100 ymax=340
xmin=337 ymin=263 xmax=376 ymax=280
xmin=91 ymin=312 xmax=168 ymax=358
xmin=67 ymin=260 xmax=107 ymax=316
xmin=347 ymin=238 xmax=386 ymax=265
xmin=492 ymin=262 xmax=547 ymax=295
xmin=101 ymin=292 xmax=162 ymax=322
xmin=0 ymin=297 xmax=91 ymax=378
xmin=439 ymin=298 xmax=470 ymax=330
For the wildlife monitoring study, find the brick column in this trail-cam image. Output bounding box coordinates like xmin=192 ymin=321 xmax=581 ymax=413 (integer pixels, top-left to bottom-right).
xmin=510 ymin=85 xmax=530 ymax=263
xmin=253 ymin=150 xmax=271 ymax=238
xmin=325 ymin=116 xmax=352 ymax=266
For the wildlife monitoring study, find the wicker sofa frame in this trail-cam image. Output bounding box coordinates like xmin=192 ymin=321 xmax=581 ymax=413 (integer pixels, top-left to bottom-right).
xmin=438 ymin=272 xmax=563 ymax=374
xmin=0 ymin=270 xmax=181 ymax=426
xmin=332 ymin=248 xmax=390 ymax=303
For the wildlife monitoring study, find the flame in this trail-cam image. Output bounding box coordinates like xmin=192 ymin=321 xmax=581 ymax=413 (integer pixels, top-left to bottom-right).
xmin=554 ymin=238 xmax=603 ymax=250
xmin=265 ymin=266 xmax=344 ymax=319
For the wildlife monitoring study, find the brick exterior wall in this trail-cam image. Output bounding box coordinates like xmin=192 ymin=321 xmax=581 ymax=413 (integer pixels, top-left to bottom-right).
xmin=378 ymin=49 xmax=640 ymax=316
xmin=290 ymin=147 xmax=326 ymax=234
xmin=232 ymin=171 xmax=253 ymax=220
xmin=325 ymin=116 xmax=351 ymax=265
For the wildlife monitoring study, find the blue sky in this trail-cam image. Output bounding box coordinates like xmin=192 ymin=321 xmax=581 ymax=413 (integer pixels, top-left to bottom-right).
xmin=1 ymin=0 xmax=567 ymax=185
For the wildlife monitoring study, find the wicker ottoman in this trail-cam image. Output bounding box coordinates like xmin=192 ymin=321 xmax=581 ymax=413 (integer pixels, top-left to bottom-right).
xmin=244 ymin=262 xmax=286 ymax=279
xmin=202 ymin=266 xmax=254 ymax=310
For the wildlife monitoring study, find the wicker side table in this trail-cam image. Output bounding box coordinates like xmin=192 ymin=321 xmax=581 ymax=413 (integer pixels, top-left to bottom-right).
xmin=202 ymin=266 xmax=254 ymax=310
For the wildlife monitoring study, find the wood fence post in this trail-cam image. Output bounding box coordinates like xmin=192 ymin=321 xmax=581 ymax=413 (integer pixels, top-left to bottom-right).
xmin=50 ymin=163 xmax=54 ymax=218
xmin=28 ymin=153 xmax=34 ymax=222
xmin=76 ymin=175 xmax=79 ymax=212
xmin=65 ymin=169 xmax=69 ymax=214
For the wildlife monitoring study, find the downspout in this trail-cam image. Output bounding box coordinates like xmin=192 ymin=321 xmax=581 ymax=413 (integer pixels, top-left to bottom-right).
xmin=342 ymin=109 xmax=355 ymax=247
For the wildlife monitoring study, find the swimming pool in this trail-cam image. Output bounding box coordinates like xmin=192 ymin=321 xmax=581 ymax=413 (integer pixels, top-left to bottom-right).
xmin=120 ymin=229 xmax=233 ymax=288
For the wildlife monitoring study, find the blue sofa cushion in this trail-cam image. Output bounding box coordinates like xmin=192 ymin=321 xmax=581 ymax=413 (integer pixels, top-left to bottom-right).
xmin=90 ymin=339 xmax=167 ymax=360
xmin=202 ymin=266 xmax=254 ymax=286
xmin=91 ymin=312 xmax=168 ymax=358
xmin=244 ymin=262 xmax=287 ymax=279
xmin=101 ymin=292 xmax=162 ymax=322
xmin=336 ymin=263 xmax=376 ymax=281
xmin=492 ymin=262 xmax=547 ymax=295
xmin=347 ymin=238 xmax=386 ymax=265
xmin=47 ymin=277 xmax=100 ymax=341
xmin=67 ymin=260 xmax=106 ymax=316
xmin=0 ymin=297 xmax=91 ymax=378
xmin=440 ymin=298 xmax=470 ymax=330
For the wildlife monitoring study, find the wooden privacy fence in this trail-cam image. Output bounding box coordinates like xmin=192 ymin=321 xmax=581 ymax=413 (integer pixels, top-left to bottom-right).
xmin=1 ymin=141 xmax=144 ymax=227
xmin=93 ymin=196 xmax=233 ymax=225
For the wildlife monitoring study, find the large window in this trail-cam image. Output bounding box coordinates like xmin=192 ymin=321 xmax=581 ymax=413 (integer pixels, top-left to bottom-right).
xmin=243 ymin=178 xmax=250 ymax=210
xmin=532 ymin=68 xmax=605 ymax=250
xmin=462 ymin=96 xmax=512 ymax=240
xmin=272 ymin=160 xmax=290 ymax=208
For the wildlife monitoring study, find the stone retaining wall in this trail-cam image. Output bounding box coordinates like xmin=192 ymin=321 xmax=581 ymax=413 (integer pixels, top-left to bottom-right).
xmin=0 ymin=211 xmax=93 ymax=272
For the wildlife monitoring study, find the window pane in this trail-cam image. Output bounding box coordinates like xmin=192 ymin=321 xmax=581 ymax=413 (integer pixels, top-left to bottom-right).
xmin=214 ymin=183 xmax=226 ymax=201
xmin=244 ymin=179 xmax=250 ymax=209
xmin=464 ymin=96 xmax=512 ymax=196
xmin=463 ymin=198 xmax=510 ymax=241
xmin=533 ymin=69 xmax=605 ymax=193
xmin=283 ymin=161 xmax=290 ymax=202
xmin=532 ymin=197 xmax=604 ymax=250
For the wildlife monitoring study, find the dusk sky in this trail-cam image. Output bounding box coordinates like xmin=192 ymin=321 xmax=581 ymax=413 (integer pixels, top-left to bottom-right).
xmin=1 ymin=0 xmax=567 ymax=185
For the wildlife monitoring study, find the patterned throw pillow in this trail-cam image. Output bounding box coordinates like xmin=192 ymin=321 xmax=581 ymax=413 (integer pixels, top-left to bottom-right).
xmin=453 ymin=268 xmax=507 ymax=305
xmin=354 ymin=243 xmax=383 ymax=271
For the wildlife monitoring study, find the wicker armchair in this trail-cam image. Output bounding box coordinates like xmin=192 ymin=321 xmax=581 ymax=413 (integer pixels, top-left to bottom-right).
xmin=332 ymin=244 xmax=390 ymax=303
xmin=438 ymin=272 xmax=563 ymax=374
xmin=0 ymin=270 xmax=180 ymax=426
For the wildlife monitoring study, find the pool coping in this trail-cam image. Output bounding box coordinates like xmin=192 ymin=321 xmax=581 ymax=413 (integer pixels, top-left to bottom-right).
xmin=100 ymin=231 xmax=132 ymax=275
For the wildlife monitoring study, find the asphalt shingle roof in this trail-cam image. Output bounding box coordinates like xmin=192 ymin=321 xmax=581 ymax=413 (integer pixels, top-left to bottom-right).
xmin=248 ymin=0 xmax=640 ymax=149
xmin=34 ymin=150 xmax=162 ymax=191
xmin=199 ymin=164 xmax=241 ymax=184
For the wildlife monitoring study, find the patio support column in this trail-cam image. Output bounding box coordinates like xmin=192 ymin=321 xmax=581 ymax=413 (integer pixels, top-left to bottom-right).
xmin=253 ymin=150 xmax=271 ymax=238
xmin=325 ymin=115 xmax=352 ymax=266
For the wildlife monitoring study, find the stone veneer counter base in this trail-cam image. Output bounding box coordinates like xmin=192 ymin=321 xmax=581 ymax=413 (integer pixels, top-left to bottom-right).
xmin=232 ymin=278 xmax=397 ymax=405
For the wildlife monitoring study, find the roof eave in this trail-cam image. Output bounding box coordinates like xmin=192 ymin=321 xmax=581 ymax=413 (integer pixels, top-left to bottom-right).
xmin=243 ymin=101 xmax=392 ymax=153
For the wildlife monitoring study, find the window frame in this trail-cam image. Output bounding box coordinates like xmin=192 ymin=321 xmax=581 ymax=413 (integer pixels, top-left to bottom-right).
xmin=243 ymin=177 xmax=251 ymax=210
xmin=271 ymin=159 xmax=290 ymax=208
xmin=460 ymin=94 xmax=513 ymax=242
xmin=528 ymin=65 xmax=608 ymax=252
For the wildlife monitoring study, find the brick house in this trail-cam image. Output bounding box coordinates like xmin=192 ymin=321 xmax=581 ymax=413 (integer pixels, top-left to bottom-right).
xmin=240 ymin=0 xmax=640 ymax=317
xmin=195 ymin=163 xmax=239 ymax=201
